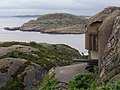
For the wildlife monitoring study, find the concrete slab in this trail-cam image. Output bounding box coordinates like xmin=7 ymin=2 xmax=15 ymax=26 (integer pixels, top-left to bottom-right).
xmin=55 ymin=63 xmax=90 ymax=84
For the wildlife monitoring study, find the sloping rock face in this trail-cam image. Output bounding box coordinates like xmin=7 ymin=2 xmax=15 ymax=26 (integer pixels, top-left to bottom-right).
xmin=0 ymin=45 xmax=39 ymax=57
xmin=98 ymin=15 xmax=120 ymax=85
xmin=0 ymin=58 xmax=43 ymax=90
xmin=20 ymin=13 xmax=87 ymax=34
xmin=0 ymin=42 xmax=81 ymax=90
xmin=86 ymin=6 xmax=120 ymax=86
xmin=55 ymin=63 xmax=89 ymax=84
xmin=0 ymin=58 xmax=26 ymax=88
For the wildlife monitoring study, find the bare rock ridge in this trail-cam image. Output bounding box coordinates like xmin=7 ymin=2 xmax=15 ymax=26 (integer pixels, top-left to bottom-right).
xmin=4 ymin=13 xmax=87 ymax=34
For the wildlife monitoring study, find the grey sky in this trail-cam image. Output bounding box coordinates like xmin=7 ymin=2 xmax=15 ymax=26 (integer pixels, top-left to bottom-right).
xmin=0 ymin=0 xmax=120 ymax=16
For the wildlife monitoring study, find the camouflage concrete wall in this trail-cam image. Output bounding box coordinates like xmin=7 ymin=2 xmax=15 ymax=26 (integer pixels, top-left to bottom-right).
xmin=98 ymin=16 xmax=120 ymax=85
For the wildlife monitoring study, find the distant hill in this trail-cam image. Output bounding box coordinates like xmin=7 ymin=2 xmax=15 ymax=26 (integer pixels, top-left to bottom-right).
xmin=19 ymin=13 xmax=87 ymax=34
xmin=12 ymin=15 xmax=40 ymax=18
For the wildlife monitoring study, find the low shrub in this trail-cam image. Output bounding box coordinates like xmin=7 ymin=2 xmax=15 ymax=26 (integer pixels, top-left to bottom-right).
xmin=68 ymin=74 xmax=94 ymax=90
xmin=39 ymin=74 xmax=60 ymax=90
xmin=96 ymin=80 xmax=120 ymax=90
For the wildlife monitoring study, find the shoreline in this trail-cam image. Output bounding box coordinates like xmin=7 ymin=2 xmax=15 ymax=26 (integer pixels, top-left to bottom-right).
xmin=4 ymin=27 xmax=85 ymax=34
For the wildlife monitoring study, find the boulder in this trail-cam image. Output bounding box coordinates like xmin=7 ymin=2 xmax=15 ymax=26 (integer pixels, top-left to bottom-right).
xmin=4 ymin=27 xmax=20 ymax=31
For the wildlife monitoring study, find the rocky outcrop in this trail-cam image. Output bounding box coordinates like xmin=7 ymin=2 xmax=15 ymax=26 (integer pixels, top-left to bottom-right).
xmin=0 ymin=45 xmax=39 ymax=57
xmin=0 ymin=42 xmax=82 ymax=90
xmin=86 ymin=6 xmax=120 ymax=87
xmin=0 ymin=58 xmax=44 ymax=89
xmin=98 ymin=16 xmax=120 ymax=85
xmin=4 ymin=27 xmax=20 ymax=31
xmin=5 ymin=13 xmax=87 ymax=34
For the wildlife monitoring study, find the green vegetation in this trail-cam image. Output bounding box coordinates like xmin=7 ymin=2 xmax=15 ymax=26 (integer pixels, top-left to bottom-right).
xmin=37 ymin=73 xmax=96 ymax=90
xmin=38 ymin=74 xmax=96 ymax=90
xmin=39 ymin=74 xmax=60 ymax=90
xmin=0 ymin=41 xmax=28 ymax=47
xmin=67 ymin=67 xmax=120 ymax=90
xmin=96 ymin=80 xmax=120 ymax=90
xmin=6 ymin=50 xmax=55 ymax=70
xmin=1 ymin=78 xmax=23 ymax=90
xmin=35 ymin=66 xmax=98 ymax=90
xmin=37 ymin=13 xmax=86 ymax=21
xmin=7 ymin=50 xmax=23 ymax=58
xmin=68 ymin=74 xmax=94 ymax=90
xmin=34 ymin=65 xmax=120 ymax=90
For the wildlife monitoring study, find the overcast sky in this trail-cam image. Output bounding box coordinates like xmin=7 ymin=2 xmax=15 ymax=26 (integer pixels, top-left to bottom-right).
xmin=0 ymin=0 xmax=120 ymax=16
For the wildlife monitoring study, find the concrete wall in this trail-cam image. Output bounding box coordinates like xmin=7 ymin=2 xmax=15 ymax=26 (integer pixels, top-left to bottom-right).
xmin=89 ymin=51 xmax=98 ymax=60
xmin=85 ymin=22 xmax=101 ymax=50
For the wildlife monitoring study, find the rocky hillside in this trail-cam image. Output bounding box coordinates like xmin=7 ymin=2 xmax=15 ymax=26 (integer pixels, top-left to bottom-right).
xmin=0 ymin=41 xmax=81 ymax=90
xmin=20 ymin=13 xmax=87 ymax=34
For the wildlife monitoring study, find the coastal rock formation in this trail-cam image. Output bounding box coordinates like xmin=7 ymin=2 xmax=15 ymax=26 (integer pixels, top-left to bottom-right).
xmin=0 ymin=42 xmax=81 ymax=90
xmin=4 ymin=27 xmax=20 ymax=31
xmin=19 ymin=13 xmax=87 ymax=34
xmin=98 ymin=15 xmax=120 ymax=85
xmin=86 ymin=6 xmax=120 ymax=86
